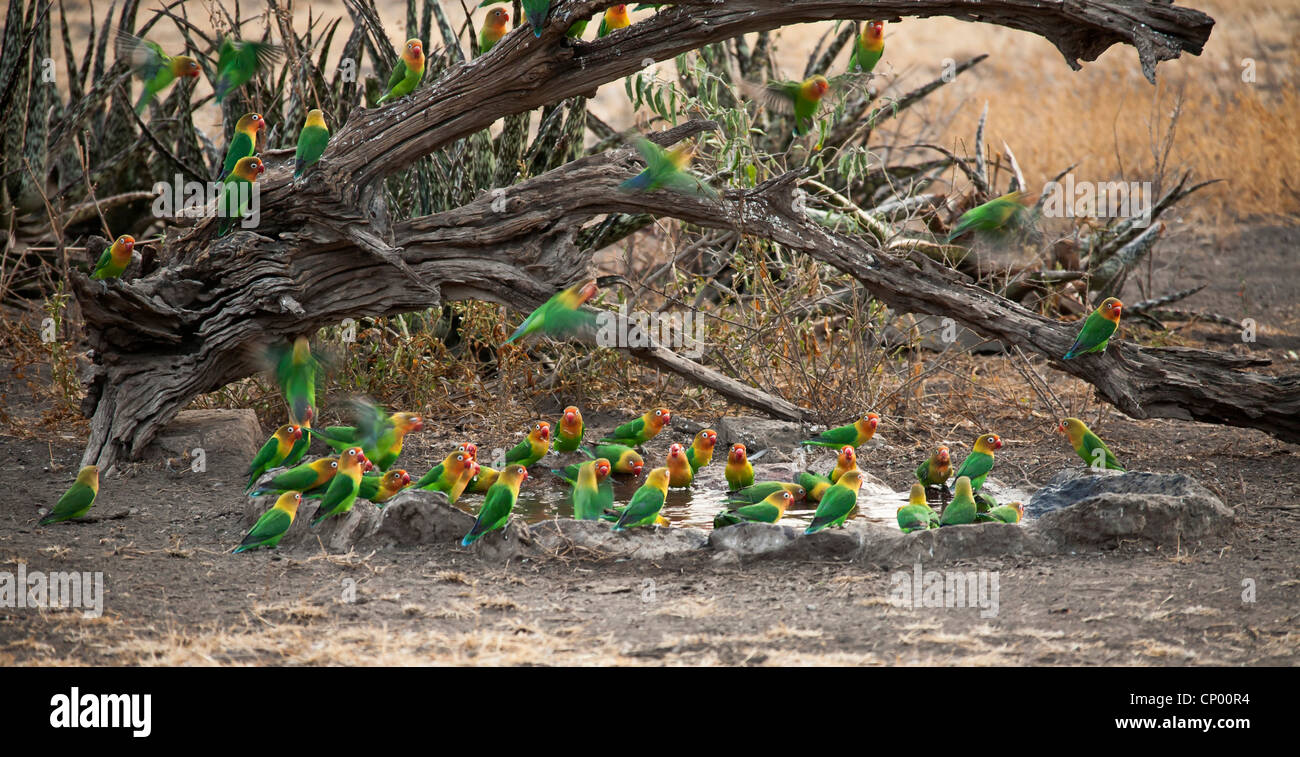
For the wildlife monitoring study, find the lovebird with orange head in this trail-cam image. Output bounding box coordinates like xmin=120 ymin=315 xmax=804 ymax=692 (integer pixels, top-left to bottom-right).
xmin=1064 ymin=297 xmax=1123 ymax=359
xmin=506 ymin=279 xmax=600 ymax=344
xmin=953 ymin=434 xmax=1002 ymax=492
xmin=801 ymin=413 xmax=879 ymax=450
xmin=462 ymin=465 xmax=528 ymax=545
xmin=569 ymin=458 xmax=613 ymax=521
xmin=916 ymin=446 xmax=952 ymax=489
xmin=556 ymin=406 xmax=585 ymax=452
xmin=805 ymin=470 xmax=863 ymax=534
xmin=848 ymin=20 xmax=885 ymax=73
xmin=365 ymin=469 xmax=413 ymax=504
xmin=598 ymin=4 xmax=631 ymax=36
xmin=1057 ymin=417 xmax=1124 ymax=471
xmin=317 ymin=403 xmax=424 ymax=472
xmin=234 ymin=492 xmax=301 ymax=553
xmin=506 ymin=421 xmax=552 ymax=467
xmin=376 ymin=39 xmax=425 ymax=104
xmin=612 ymin=467 xmax=670 ymax=531
xmin=665 ymin=442 xmax=693 ymax=487
xmin=90 ymin=235 xmax=135 ymax=280
xmin=310 ymin=447 xmax=368 ymax=526
xmin=246 ymin=423 xmax=302 ymax=491
xmin=725 ymin=443 xmax=754 ymax=491
xmin=478 ymin=7 xmax=510 ymax=56
xmin=827 ymin=445 xmax=859 ymax=483
xmin=251 ymin=456 xmax=337 ymax=497
xmin=585 ymin=444 xmax=644 ymax=476
xmin=217 ymin=156 xmax=264 ymax=236
xmin=415 ymin=448 xmax=478 ymax=493
xmin=747 ymin=75 xmax=831 ymax=136
xmin=116 ymin=30 xmax=201 ymax=113
xmin=715 ymin=490 xmax=794 ymax=529
xmin=599 ymin=407 xmax=671 ymax=448
xmin=685 ymin=429 xmax=717 ymax=473
xmin=219 ymin=113 xmax=265 ymax=181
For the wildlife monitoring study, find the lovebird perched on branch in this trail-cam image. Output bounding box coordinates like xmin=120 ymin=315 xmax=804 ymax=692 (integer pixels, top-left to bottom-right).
xmin=41 ymin=466 xmax=99 ymax=525
xmin=897 ymin=484 xmax=939 ymax=533
xmin=505 ymin=279 xmax=599 ymax=344
xmin=714 ymin=490 xmax=794 ymax=529
xmin=1057 ymin=417 xmax=1125 ymax=471
xmin=555 ymin=406 xmax=585 ymax=452
xmin=939 ymin=476 xmax=978 ymax=526
xmin=598 ymin=5 xmax=631 ymax=36
xmin=461 ymin=465 xmax=528 ymax=546
xmin=584 ymin=444 xmax=644 ymax=475
xmin=724 ymin=443 xmax=754 ymax=491
xmin=953 ymin=433 xmax=1001 ymax=492
xmin=685 ymin=429 xmax=718 ymax=473
xmin=568 ymin=458 xmax=613 ymax=521
xmin=90 ymin=235 xmax=135 ymax=280
xmin=1064 ymin=297 xmax=1123 ymax=359
xmin=246 ymin=423 xmax=302 ymax=491
xmin=310 ymin=447 xmax=368 ymax=526
xmin=620 ymin=139 xmax=717 ymax=197
xmin=116 ymin=30 xmax=201 ymax=113
xmin=848 ymin=20 xmax=885 ymax=73
xmin=219 ymin=113 xmax=264 ymax=181
xmin=612 ymin=467 xmax=670 ymax=531
xmin=376 ymin=39 xmax=426 ymax=104
xmin=217 ymin=156 xmax=264 ymax=236
xmin=213 ymin=37 xmax=283 ymax=103
xmin=506 ymin=421 xmax=552 ymax=467
xmin=478 ymin=7 xmax=510 ymax=56
xmin=294 ymin=109 xmax=329 ymax=179
xmin=805 ymin=470 xmax=863 ymax=534
xmin=234 ymin=492 xmax=301 ymax=553
xmin=801 ymin=412 xmax=879 ymax=449
xmin=599 ymin=407 xmax=671 ymax=447
xmin=915 ymin=446 xmax=952 ymax=489
xmin=249 ymin=457 xmax=337 ymax=497
xmin=745 ymin=75 xmax=831 ymax=136
xmin=946 ymin=190 xmax=1034 ymax=242
xmin=523 ymin=1 xmax=552 ymax=37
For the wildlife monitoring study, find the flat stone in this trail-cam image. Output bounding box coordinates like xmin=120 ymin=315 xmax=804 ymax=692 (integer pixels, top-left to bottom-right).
xmin=1032 ymin=491 xmax=1235 ymax=549
xmin=529 ymin=519 xmax=709 ymax=560
xmin=708 ymin=522 xmax=801 ymax=556
xmin=364 ymin=489 xmax=472 ymax=547
xmin=242 ymin=490 xmax=381 ymax=552
xmin=151 ymin=409 xmax=262 ymax=466
xmin=716 ymin=417 xmax=806 ymax=459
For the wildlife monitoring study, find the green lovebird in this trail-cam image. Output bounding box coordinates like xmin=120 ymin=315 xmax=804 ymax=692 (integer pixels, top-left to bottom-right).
xmin=566 ymin=19 xmax=589 ymax=38
xmin=897 ymin=483 xmax=939 ymax=533
xmin=582 ymin=444 xmax=644 ymax=475
xmin=727 ymin=481 xmax=806 ymax=506
xmin=1057 ymin=417 xmax=1124 ymax=471
xmin=805 ymin=470 xmax=863 ymax=534
xmin=796 ymin=470 xmax=832 ymax=502
xmin=801 ymin=412 xmax=879 ymax=449
xmin=270 ymin=336 xmax=318 ymax=465
xmin=632 ymin=4 xmax=663 ymax=10
xmin=376 ymin=39 xmax=426 ymax=104
xmin=598 ymin=407 xmax=671 ymax=447
xmin=234 ymin=492 xmax=301 ymax=553
xmin=915 ymin=446 xmax=952 ymax=488
xmin=598 ymin=5 xmax=631 ymax=36
xmin=747 ymin=75 xmax=831 ymax=136
xmin=462 ymin=465 xmax=528 ymax=545
xmin=312 ymin=399 xmax=424 ymax=471
xmin=246 ymin=423 xmax=303 ymax=491
xmin=41 ymin=466 xmax=99 ymax=525
xmin=826 ymin=445 xmax=858 ymax=483
xmin=714 ymin=490 xmax=794 ymax=529
xmin=219 ymin=113 xmax=265 ymax=181
xmin=294 ymin=109 xmax=330 ymax=179
xmin=939 ymin=477 xmax=978 ymax=526
xmin=612 ymin=467 xmax=670 ymax=531
xmin=523 ymin=1 xmax=552 ymax=37
xmin=505 ymin=279 xmax=600 ymax=344
xmin=555 ymin=406 xmax=585 ymax=452
xmin=953 ymin=433 xmax=1001 ymax=492
xmin=217 ymin=156 xmax=264 ymax=236
xmin=414 ymin=448 xmax=477 ymax=493
xmin=685 ymin=429 xmax=717 ymax=473
xmin=90 ymin=235 xmax=135 ymax=280
xmin=848 ymin=20 xmax=885 ymax=73
xmin=467 ymin=465 xmax=499 ymax=494
xmin=1064 ymin=297 xmax=1123 ymax=359
xmin=946 ymin=190 xmax=1034 ymax=242
xmin=250 ymin=456 xmax=337 ymax=497
xmin=213 ymin=37 xmax=283 ymax=103
xmin=724 ymin=444 xmax=754 ymax=491
xmin=506 ymin=421 xmax=552 ymax=467
xmin=310 ymin=447 xmax=369 ymax=526
xmin=478 ymin=7 xmax=510 ymax=56
xmin=116 ymin=30 xmax=201 ymax=114
xmin=361 ymin=469 xmax=412 ymax=504
xmin=620 ymin=139 xmax=716 ymax=197
xmin=977 ymin=501 xmax=1025 ymax=524
xmin=569 ymin=458 xmax=613 ymax=521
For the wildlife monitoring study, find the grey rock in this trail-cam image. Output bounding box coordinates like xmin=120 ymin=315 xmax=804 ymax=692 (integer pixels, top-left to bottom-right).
xmin=708 ymin=522 xmax=800 ymax=556
xmin=242 ymin=491 xmax=381 ymax=552
xmin=364 ymin=489 xmax=472 ymax=547
xmin=151 ymin=409 xmax=262 ymax=464
xmin=862 ymin=521 xmax=1049 ymax=566
xmin=529 ymin=519 xmax=709 ymax=560
xmin=1027 ymin=469 xmax=1215 ymax=516
xmin=1032 ymin=491 xmax=1234 ymax=548
xmin=716 ymin=417 xmax=805 ymax=459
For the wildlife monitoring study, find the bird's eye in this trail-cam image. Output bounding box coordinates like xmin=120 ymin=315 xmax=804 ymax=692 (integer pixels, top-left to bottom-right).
xmin=330 ymin=462 xmax=337 ymax=469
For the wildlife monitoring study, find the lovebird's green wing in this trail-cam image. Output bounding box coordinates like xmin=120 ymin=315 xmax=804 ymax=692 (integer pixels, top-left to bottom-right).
xmin=1081 ymin=431 xmax=1123 ymax=470
xmin=462 ymin=485 xmax=515 ymax=544
xmin=385 ymin=59 xmax=410 ymax=93
xmin=953 ymin=451 xmax=992 ymax=486
xmin=1065 ymin=311 xmax=1117 ymax=358
xmin=522 ymin=0 xmax=551 ymax=36
xmin=41 ymin=482 xmax=96 ymax=524
xmin=220 ymin=131 xmax=254 ymax=180
xmin=610 ymin=417 xmax=646 ymax=441
xmin=312 ymin=474 xmax=359 ymax=525
xmin=730 ymin=502 xmax=780 ymax=523
xmin=801 ymin=423 xmax=856 ymax=447
xmin=615 ymin=487 xmax=665 ymax=529
xmin=295 ymin=125 xmax=329 ymax=177
xmin=806 ymin=486 xmax=855 ymax=533
xmin=235 ymin=508 xmax=292 ymax=552
xmin=252 ymin=463 xmax=322 ymax=495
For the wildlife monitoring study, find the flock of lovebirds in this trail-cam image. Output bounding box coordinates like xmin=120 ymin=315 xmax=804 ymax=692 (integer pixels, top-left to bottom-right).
xmin=41 ymin=279 xmax=1128 ymax=552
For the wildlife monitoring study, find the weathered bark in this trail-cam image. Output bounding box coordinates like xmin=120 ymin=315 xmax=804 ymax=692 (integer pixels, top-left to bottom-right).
xmin=72 ymin=1 xmax=1221 ymax=467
